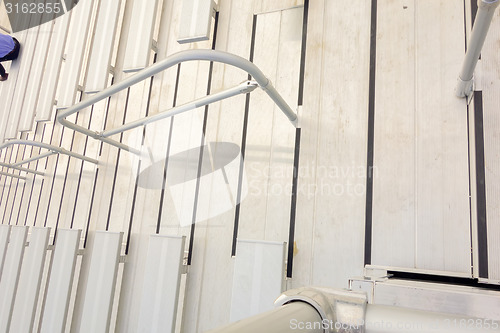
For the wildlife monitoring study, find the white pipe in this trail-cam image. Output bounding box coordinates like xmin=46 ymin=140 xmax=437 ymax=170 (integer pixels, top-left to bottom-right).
xmin=208 ymin=288 xmax=500 ymax=333
xmin=0 ymin=140 xmax=98 ymax=165
xmin=12 ymin=151 xmax=57 ymax=167
xmin=205 ymin=302 xmax=323 ymax=333
xmin=456 ymin=0 xmax=500 ymax=97
xmin=0 ymin=171 xmax=27 ymax=180
xmin=0 ymin=162 xmax=44 ymax=176
xmin=100 ymin=80 xmax=258 ymax=138
xmin=57 ymin=50 xmax=298 ymax=155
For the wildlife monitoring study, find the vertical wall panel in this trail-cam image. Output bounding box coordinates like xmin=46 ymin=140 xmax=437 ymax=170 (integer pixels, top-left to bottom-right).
xmin=482 ymin=10 xmax=500 ymax=281
xmin=372 ymin=0 xmax=471 ymax=275
xmin=10 ymin=227 xmax=50 ymax=333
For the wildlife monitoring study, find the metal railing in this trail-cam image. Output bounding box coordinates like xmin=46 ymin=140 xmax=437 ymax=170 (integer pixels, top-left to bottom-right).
xmin=0 ymin=49 xmax=298 ymax=178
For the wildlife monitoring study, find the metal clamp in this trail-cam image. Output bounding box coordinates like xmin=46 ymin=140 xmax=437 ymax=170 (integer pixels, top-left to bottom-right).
xmin=275 ymin=287 xmax=367 ymax=333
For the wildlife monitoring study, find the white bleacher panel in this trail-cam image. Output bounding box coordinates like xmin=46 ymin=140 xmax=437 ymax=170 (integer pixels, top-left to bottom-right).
xmin=136 ymin=235 xmax=186 ymax=333
xmin=78 ymin=231 xmax=123 ymax=333
xmin=0 ymin=226 xmax=28 ymax=333
xmin=10 ymin=227 xmax=50 ymax=333
xmin=0 ymin=225 xmax=11 ymax=275
xmin=18 ymin=18 xmax=55 ymax=132
xmin=229 ymin=239 xmax=286 ymax=323
xmin=5 ymin=8 xmax=46 ymax=139
xmin=84 ymin=0 xmax=122 ymax=93
xmin=39 ymin=229 xmax=81 ymax=333
xmin=35 ymin=11 xmax=72 ymax=122
xmin=57 ymin=0 xmax=95 ymax=109
xmin=0 ymin=28 xmax=29 ymax=142
xmin=122 ymin=0 xmax=159 ymax=72
xmin=177 ymin=0 xmax=215 ymax=44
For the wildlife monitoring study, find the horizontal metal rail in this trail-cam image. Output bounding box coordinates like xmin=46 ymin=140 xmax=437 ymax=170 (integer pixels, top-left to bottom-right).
xmin=0 ymin=140 xmax=99 ymax=177
xmin=0 ymin=161 xmax=45 ymax=176
xmin=57 ymin=49 xmax=298 ymax=155
xmin=0 ymin=171 xmax=27 ymax=180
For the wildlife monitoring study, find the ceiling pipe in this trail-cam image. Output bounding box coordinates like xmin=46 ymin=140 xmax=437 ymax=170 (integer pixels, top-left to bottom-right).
xmin=456 ymin=0 xmax=500 ymax=98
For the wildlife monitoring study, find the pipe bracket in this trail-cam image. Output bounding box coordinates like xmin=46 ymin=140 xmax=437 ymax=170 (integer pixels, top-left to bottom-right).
xmin=275 ymin=287 xmax=367 ymax=333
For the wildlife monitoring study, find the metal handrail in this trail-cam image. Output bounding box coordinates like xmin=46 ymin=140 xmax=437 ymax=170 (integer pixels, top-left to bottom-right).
xmin=57 ymin=49 xmax=299 ymax=155
xmin=0 ymin=140 xmax=98 ymax=177
xmin=0 ymin=49 xmax=297 ymax=178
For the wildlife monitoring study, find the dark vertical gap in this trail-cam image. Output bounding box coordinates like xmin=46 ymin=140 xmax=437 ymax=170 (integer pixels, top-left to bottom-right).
xmin=285 ymin=0 xmax=309 ymax=278
xmin=84 ymin=169 xmax=99 ymax=248
xmin=33 ymin=179 xmax=44 ymax=227
xmin=125 ymin=54 xmax=157 ymax=255
xmin=105 ymin=88 xmax=131 ymax=231
xmin=99 ymin=78 xmax=115 ymax=157
xmin=156 ymin=64 xmax=181 ymax=234
xmin=364 ymin=0 xmax=378 ymax=266
xmin=54 ymin=111 xmax=81 ymax=235
xmin=3 ymin=143 xmax=23 ymax=225
xmin=16 ymin=133 xmax=37 ymax=225
xmin=25 ymin=123 xmax=47 ymax=226
xmin=287 ymin=128 xmax=302 ymax=278
xmin=231 ymin=14 xmax=257 ymax=257
xmin=45 ymin=110 xmax=65 ymax=230
xmin=11 ymin=138 xmax=30 ymax=225
xmin=70 ymin=103 xmax=95 ymax=229
xmin=187 ymin=11 xmax=219 ymax=265
xmin=297 ymin=0 xmax=309 ymax=106
xmin=474 ymin=91 xmax=488 ymax=278
xmin=0 ymin=146 xmax=14 ymax=216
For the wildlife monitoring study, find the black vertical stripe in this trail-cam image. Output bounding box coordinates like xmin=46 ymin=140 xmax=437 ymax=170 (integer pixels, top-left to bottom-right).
xmin=187 ymin=11 xmax=219 ymax=265
xmin=105 ymin=88 xmax=131 ymax=231
xmin=231 ymin=14 xmax=258 ymax=257
xmin=287 ymin=128 xmax=301 ymax=278
xmin=3 ymin=143 xmax=23 ymax=225
xmin=156 ymin=64 xmax=181 ymax=234
xmin=297 ymin=0 xmax=309 ymax=106
xmin=16 ymin=133 xmax=37 ymax=225
xmin=364 ymin=0 xmax=378 ymax=266
xmin=25 ymin=123 xmax=47 ymax=226
xmin=474 ymin=91 xmax=489 ymax=278
xmin=84 ymin=169 xmax=99 ymax=248
xmin=70 ymin=101 xmax=95 ymax=229
xmin=126 ymin=56 xmax=157 ymax=255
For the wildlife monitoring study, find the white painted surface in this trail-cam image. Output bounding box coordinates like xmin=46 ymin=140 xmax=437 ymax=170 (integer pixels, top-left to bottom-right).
xmin=39 ymin=229 xmax=81 ymax=333
xmin=78 ymin=231 xmax=123 ymax=333
xmin=0 ymin=225 xmax=10 ymax=275
xmin=122 ymin=0 xmax=159 ymax=72
xmin=84 ymin=0 xmax=122 ymax=93
xmin=372 ymin=0 xmax=471 ymax=274
xmin=0 ymin=0 xmax=498 ymax=332
xmin=230 ymin=239 xmax=286 ymax=322
xmin=10 ymin=227 xmax=50 ymax=333
xmin=35 ymin=11 xmax=72 ymax=122
xmin=0 ymin=226 xmax=28 ymax=333
xmin=177 ymin=0 xmax=214 ymax=44
xmin=136 ymin=235 xmax=185 ymax=333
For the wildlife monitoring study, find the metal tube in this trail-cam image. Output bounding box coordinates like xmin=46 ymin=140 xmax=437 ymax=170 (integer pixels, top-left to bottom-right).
xmin=0 ymin=171 xmax=27 ymax=180
xmin=12 ymin=151 xmax=57 ymax=167
xmin=205 ymin=302 xmax=323 ymax=333
xmin=101 ymin=80 xmax=258 ymax=138
xmin=57 ymin=50 xmax=298 ymax=155
xmin=0 ymin=162 xmax=44 ymax=176
xmin=456 ymin=0 xmax=500 ymax=97
xmin=0 ymin=140 xmax=99 ymax=165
